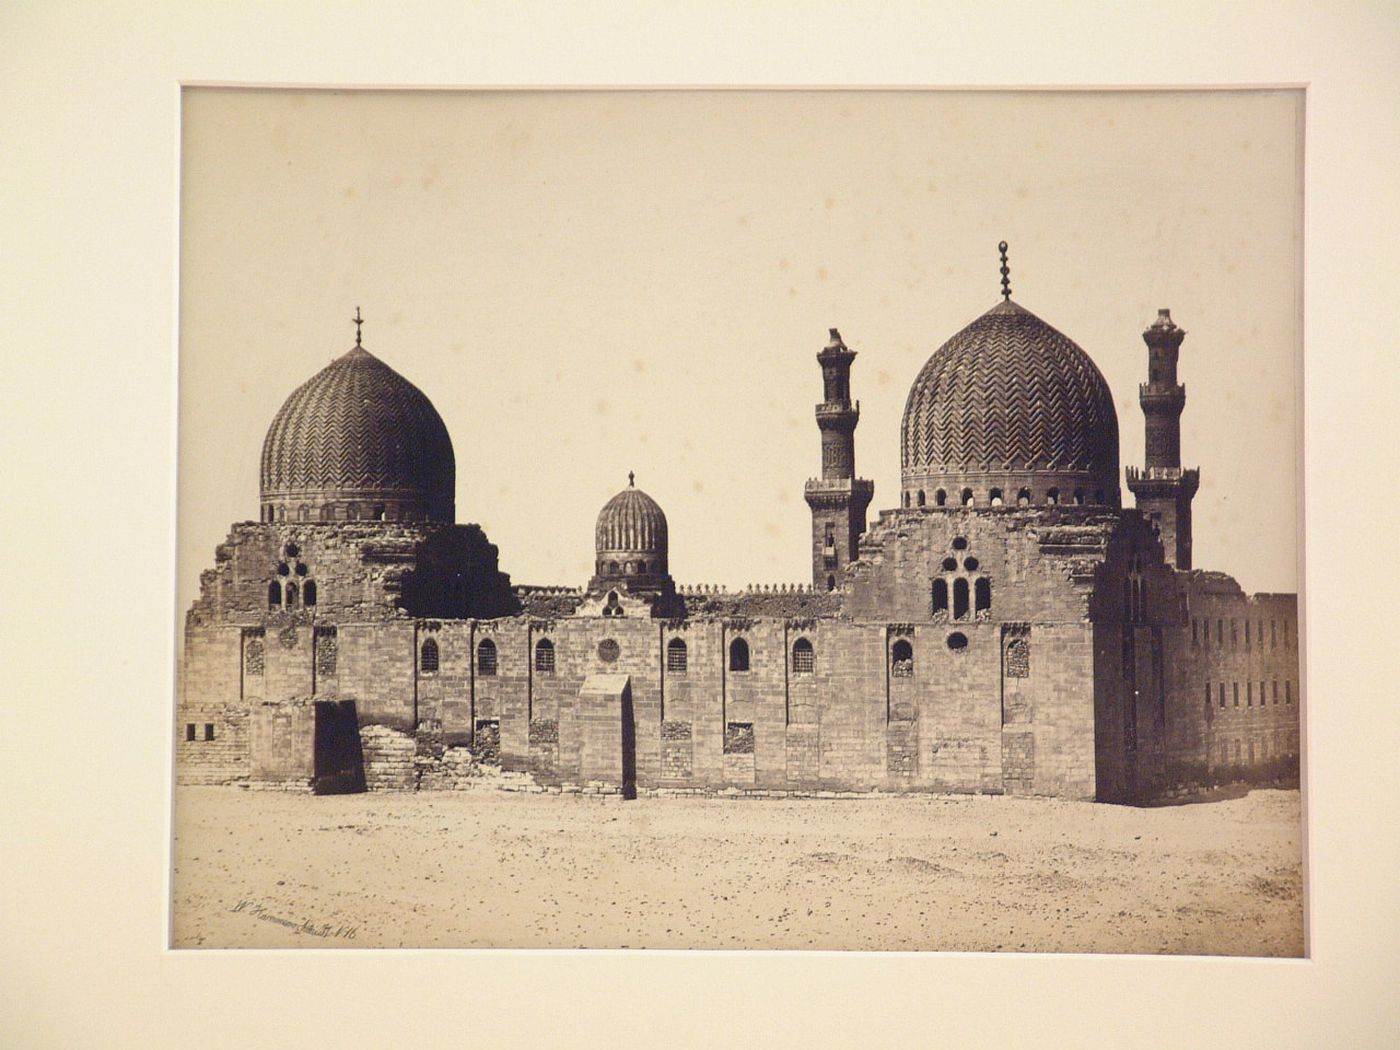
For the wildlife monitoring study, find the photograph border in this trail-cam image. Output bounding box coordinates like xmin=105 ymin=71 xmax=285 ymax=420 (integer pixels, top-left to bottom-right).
xmin=5 ymin=3 xmax=1398 ymax=1047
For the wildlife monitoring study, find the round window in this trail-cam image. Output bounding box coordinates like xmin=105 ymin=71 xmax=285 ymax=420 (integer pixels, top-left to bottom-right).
xmin=951 ymin=536 xmax=968 ymax=551
xmin=598 ymin=639 xmax=620 ymax=663
xmin=942 ymin=557 xmax=957 ymax=571
xmin=964 ymin=556 xmax=979 ymax=571
xmin=946 ymin=632 xmax=968 ymax=652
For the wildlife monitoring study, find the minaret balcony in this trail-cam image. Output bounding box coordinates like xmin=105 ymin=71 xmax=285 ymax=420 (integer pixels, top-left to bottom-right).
xmin=1126 ymin=465 xmax=1199 ymax=497
xmin=1138 ymin=383 xmax=1185 ymax=409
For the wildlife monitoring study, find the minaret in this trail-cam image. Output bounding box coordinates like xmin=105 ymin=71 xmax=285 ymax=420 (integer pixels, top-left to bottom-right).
xmin=803 ymin=328 xmax=874 ymax=591
xmin=1126 ymin=309 xmax=1200 ymax=569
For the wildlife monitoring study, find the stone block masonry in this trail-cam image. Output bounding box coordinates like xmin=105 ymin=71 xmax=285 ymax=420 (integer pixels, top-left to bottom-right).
xmin=177 ymin=510 xmax=1300 ymax=804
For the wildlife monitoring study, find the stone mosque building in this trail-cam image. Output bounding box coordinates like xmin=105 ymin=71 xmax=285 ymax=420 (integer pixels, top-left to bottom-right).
xmin=177 ymin=253 xmax=1301 ymax=803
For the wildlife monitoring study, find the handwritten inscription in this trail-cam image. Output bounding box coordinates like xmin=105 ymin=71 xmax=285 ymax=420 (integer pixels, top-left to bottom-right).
xmin=231 ymin=898 xmax=358 ymax=940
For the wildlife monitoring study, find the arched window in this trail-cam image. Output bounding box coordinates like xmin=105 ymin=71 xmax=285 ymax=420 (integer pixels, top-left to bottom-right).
xmin=935 ymin=489 xmax=947 ymax=506
xmin=903 ymin=491 xmax=910 ymax=508
xmin=285 ymin=581 xmax=298 ymax=607
xmin=989 ymin=488 xmax=1003 ymax=506
xmin=303 ymin=580 xmax=317 ymax=606
xmin=268 ymin=581 xmax=281 ymax=608
xmin=961 ymin=488 xmax=974 ymax=507
xmin=534 ymin=638 xmax=555 ymax=673
xmin=1017 ymin=488 xmax=1031 ymax=506
xmin=974 ymin=577 xmax=991 ymax=615
xmin=1047 ymin=488 xmax=1059 ymax=505
xmin=1094 ymin=489 xmax=1105 ymax=505
xmin=1073 ymin=488 xmax=1084 ymax=505
xmin=667 ymin=638 xmax=688 ymax=673
xmin=916 ymin=490 xmax=926 ymax=507
xmin=891 ymin=638 xmax=914 ymax=677
xmin=953 ymin=578 xmax=969 ymax=620
xmin=477 ymin=638 xmax=497 ymax=676
xmin=420 ymin=637 xmax=439 ymax=674
xmin=729 ymin=637 xmax=750 ymax=672
xmin=347 ymin=503 xmax=360 ymax=521
xmin=792 ymin=638 xmax=815 ymax=674
xmin=627 ymin=561 xmax=638 ymax=574
xmin=826 ymin=574 xmax=836 ymax=592
xmin=320 ymin=505 xmax=334 ymax=522
xmin=609 ymin=560 xmax=619 ymax=573
xmin=931 ymin=578 xmax=948 ymax=615
xmin=298 ymin=505 xmax=309 ymax=522
xmin=373 ymin=504 xmax=387 ymax=521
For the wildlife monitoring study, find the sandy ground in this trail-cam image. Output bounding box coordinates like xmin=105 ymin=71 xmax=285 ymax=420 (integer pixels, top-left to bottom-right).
xmin=171 ymin=786 xmax=1303 ymax=955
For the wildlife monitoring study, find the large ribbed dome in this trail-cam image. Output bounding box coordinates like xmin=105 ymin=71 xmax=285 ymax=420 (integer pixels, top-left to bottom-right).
xmin=900 ymin=299 xmax=1120 ymax=508
xmin=259 ymin=345 xmax=455 ymax=524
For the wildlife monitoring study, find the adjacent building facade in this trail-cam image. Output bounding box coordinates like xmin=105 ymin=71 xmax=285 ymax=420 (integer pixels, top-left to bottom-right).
xmin=178 ymin=272 xmax=1301 ymax=803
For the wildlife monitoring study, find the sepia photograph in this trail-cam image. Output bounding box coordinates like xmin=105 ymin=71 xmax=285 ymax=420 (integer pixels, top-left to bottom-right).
xmin=11 ymin=3 xmax=1400 ymax=1048
xmin=173 ymin=87 xmax=1304 ymax=954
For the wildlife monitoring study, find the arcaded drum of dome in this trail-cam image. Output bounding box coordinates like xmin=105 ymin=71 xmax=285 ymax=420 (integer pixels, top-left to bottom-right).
xmin=900 ymin=299 xmax=1120 ymax=508
xmin=259 ymin=345 xmax=455 ymax=524
xmin=595 ymin=477 xmax=668 ymax=558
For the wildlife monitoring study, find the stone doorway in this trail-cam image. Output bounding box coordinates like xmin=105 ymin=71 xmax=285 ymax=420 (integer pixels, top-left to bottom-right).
xmin=313 ymin=700 xmax=366 ymax=795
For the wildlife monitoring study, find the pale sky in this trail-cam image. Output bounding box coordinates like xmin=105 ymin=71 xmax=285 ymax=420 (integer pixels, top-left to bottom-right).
xmin=178 ymin=88 xmax=1302 ymax=615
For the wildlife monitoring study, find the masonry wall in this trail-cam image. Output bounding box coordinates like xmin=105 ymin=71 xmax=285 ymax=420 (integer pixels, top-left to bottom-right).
xmin=176 ymin=513 xmax=1300 ymax=803
xmin=1163 ymin=576 xmax=1301 ymax=789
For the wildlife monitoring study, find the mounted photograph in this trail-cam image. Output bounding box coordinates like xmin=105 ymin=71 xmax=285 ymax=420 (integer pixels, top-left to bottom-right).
xmin=173 ymin=87 xmax=1304 ymax=953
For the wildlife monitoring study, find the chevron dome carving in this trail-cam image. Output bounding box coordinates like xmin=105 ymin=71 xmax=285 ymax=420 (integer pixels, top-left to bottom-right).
xmin=901 ymin=299 xmax=1119 ymax=488
xmin=259 ymin=346 xmax=455 ymax=521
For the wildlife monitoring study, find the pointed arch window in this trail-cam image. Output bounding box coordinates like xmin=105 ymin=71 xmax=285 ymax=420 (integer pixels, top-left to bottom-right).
xmin=974 ymin=577 xmax=991 ymax=615
xmin=916 ymin=490 xmax=926 ymax=507
xmin=420 ymin=637 xmax=439 ymax=674
xmin=534 ymin=638 xmax=555 ymax=673
xmin=932 ymin=578 xmax=948 ymax=616
xmin=477 ymin=638 xmax=497 ymax=676
xmin=729 ymin=637 xmax=750 ymax=672
xmin=935 ymin=489 xmax=947 ymax=506
xmin=792 ymin=638 xmax=815 ymax=674
xmin=961 ymin=488 xmax=974 ymax=507
xmin=953 ymin=578 xmax=970 ymax=620
xmin=667 ymin=638 xmax=688 ymax=673
xmin=303 ymin=580 xmax=317 ymax=606
xmin=268 ymin=581 xmax=281 ymax=608
xmin=891 ymin=638 xmax=914 ymax=677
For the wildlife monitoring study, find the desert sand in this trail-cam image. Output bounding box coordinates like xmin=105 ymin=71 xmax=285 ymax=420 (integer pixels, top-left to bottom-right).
xmin=171 ymin=786 xmax=1303 ymax=955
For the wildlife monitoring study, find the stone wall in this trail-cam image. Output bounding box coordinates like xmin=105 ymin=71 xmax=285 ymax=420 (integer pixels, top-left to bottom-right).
xmin=176 ymin=511 xmax=1300 ymax=804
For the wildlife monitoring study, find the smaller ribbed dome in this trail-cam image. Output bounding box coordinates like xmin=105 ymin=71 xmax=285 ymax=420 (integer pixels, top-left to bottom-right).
xmin=595 ymin=474 xmax=668 ymax=556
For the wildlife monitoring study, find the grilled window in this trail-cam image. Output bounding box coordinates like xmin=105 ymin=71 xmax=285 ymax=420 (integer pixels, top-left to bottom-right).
xmin=792 ymin=638 xmax=815 ymax=674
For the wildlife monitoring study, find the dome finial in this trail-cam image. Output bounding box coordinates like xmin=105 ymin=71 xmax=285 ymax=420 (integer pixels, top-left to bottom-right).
xmin=353 ymin=306 xmax=364 ymax=347
xmin=998 ymin=241 xmax=1011 ymax=301
xmin=628 ymin=470 xmax=635 ymax=487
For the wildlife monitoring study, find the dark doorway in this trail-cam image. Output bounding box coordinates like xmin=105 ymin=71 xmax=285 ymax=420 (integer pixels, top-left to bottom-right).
xmin=313 ymin=700 xmax=366 ymax=795
xmin=620 ymin=680 xmax=636 ymax=800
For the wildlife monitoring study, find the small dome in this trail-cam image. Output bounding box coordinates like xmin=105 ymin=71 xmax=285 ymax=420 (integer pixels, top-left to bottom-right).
xmin=595 ymin=475 xmax=668 ymax=557
xmin=260 ymin=345 xmax=455 ymax=523
xmin=901 ymin=299 xmax=1120 ymax=506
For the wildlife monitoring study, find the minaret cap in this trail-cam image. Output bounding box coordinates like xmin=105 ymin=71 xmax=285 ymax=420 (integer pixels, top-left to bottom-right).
xmin=1144 ymin=307 xmax=1186 ymax=346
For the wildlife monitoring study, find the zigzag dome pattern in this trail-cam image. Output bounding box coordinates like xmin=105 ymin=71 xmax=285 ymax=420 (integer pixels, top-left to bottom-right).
xmin=900 ymin=299 xmax=1121 ymax=504
xmin=595 ymin=483 xmax=668 ymax=558
xmin=259 ymin=346 xmax=456 ymax=523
